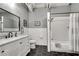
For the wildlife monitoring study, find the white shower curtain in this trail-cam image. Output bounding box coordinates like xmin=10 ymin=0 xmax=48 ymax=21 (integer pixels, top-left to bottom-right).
xmin=70 ymin=13 xmax=79 ymax=52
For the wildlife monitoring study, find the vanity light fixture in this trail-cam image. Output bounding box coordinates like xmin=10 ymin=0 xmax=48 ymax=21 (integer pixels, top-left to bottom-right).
xmin=7 ymin=3 xmax=16 ymax=8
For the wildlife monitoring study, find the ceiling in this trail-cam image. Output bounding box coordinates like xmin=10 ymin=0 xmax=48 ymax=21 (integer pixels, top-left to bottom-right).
xmin=25 ymin=3 xmax=70 ymax=12
xmin=31 ymin=3 xmax=69 ymax=8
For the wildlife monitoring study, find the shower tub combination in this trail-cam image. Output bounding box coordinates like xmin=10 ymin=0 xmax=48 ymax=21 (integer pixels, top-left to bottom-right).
xmin=48 ymin=13 xmax=79 ymax=53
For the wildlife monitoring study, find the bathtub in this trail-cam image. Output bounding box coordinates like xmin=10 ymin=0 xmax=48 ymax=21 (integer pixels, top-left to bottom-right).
xmin=51 ymin=40 xmax=73 ymax=53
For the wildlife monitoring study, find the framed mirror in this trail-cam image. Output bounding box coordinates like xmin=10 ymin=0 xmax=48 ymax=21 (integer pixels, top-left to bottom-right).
xmin=0 ymin=8 xmax=20 ymax=32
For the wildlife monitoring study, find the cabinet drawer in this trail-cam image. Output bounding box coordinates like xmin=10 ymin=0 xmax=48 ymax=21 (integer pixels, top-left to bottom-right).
xmin=0 ymin=40 xmax=21 ymax=56
xmin=0 ymin=47 xmax=9 ymax=56
xmin=0 ymin=37 xmax=30 ymax=56
xmin=18 ymin=38 xmax=30 ymax=55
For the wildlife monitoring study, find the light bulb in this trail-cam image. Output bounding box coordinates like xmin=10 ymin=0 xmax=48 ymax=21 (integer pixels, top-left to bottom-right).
xmin=7 ymin=3 xmax=16 ymax=8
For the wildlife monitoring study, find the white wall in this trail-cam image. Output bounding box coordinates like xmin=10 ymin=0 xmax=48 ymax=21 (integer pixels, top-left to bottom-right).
xmin=29 ymin=28 xmax=47 ymax=45
xmin=29 ymin=8 xmax=47 ymax=28
xmin=29 ymin=8 xmax=48 ymax=45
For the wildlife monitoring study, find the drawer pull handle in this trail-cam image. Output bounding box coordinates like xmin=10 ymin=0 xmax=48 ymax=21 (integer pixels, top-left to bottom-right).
xmin=20 ymin=42 xmax=22 ymax=44
xmin=1 ymin=50 xmax=4 ymax=53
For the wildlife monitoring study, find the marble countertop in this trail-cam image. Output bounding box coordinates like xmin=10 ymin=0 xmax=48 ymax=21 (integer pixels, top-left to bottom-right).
xmin=0 ymin=35 xmax=29 ymax=46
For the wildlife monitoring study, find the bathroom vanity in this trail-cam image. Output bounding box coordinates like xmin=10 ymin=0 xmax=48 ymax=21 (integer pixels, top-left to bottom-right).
xmin=0 ymin=35 xmax=30 ymax=56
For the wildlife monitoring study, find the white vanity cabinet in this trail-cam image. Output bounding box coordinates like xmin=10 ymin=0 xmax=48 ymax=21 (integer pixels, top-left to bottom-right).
xmin=0 ymin=35 xmax=30 ymax=56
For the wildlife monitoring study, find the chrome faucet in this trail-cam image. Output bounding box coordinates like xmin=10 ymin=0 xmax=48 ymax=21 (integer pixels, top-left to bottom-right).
xmin=8 ymin=32 xmax=13 ymax=38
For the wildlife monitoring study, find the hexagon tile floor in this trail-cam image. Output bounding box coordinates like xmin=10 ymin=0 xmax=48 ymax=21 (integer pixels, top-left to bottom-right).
xmin=27 ymin=45 xmax=79 ymax=56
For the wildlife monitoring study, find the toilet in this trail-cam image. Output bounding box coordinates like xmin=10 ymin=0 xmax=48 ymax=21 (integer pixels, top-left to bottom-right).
xmin=30 ymin=40 xmax=36 ymax=49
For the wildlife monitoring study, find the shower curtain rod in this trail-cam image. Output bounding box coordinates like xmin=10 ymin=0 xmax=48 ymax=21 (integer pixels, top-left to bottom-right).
xmin=50 ymin=12 xmax=79 ymax=14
